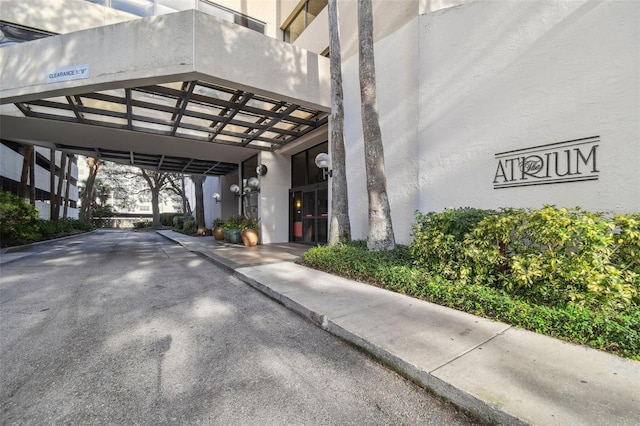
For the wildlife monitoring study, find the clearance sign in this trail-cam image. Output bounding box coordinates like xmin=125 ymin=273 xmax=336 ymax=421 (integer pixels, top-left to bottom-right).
xmin=46 ymin=64 xmax=90 ymax=84
xmin=493 ymin=136 xmax=600 ymax=189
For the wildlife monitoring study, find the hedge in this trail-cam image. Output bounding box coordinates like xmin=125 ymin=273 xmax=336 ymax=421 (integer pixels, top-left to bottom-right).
xmin=299 ymin=206 xmax=640 ymax=360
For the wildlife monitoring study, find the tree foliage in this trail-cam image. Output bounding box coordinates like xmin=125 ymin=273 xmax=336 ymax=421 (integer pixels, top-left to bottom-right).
xmin=97 ymin=161 xmax=184 ymax=228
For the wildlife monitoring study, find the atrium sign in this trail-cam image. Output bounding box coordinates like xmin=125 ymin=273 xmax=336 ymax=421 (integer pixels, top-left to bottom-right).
xmin=493 ymin=136 xmax=600 ymax=189
xmin=46 ymin=64 xmax=90 ymax=83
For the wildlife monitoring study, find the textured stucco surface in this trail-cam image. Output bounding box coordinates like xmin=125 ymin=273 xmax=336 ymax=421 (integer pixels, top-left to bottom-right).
xmin=342 ymin=18 xmax=420 ymax=244
xmin=417 ymin=0 xmax=640 ymax=213
xmin=342 ymin=0 xmax=639 ymax=244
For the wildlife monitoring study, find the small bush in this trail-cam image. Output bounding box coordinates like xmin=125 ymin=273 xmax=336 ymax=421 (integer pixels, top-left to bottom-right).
xmin=160 ymin=213 xmax=181 ymax=227
xmin=1 ymin=192 xmax=93 ymax=247
xmin=411 ymin=206 xmax=640 ymax=310
xmin=182 ymin=218 xmax=196 ymax=235
xmin=411 ymin=207 xmax=495 ymax=279
xmin=0 ymin=192 xmax=40 ymax=246
xmin=299 ymin=241 xmax=640 ymax=360
xmin=133 ymin=221 xmax=151 ymax=230
xmin=222 ymin=215 xmax=244 ymax=230
xmin=172 ymin=215 xmax=185 ymax=230
xmin=37 ymin=218 xmax=92 ymax=238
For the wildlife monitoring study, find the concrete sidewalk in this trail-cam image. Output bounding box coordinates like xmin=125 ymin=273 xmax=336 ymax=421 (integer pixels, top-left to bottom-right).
xmin=157 ymin=230 xmax=640 ymax=425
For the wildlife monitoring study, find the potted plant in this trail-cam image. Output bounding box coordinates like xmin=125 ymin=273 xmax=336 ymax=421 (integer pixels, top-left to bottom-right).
xmin=212 ymin=218 xmax=225 ymax=241
xmin=223 ymin=215 xmax=243 ymax=244
xmin=241 ymin=216 xmax=260 ymax=247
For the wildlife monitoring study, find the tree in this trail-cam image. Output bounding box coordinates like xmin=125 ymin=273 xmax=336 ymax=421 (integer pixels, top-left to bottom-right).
xmin=166 ymin=174 xmax=192 ymax=217
xmin=139 ymin=169 xmax=173 ymax=228
xmin=358 ymin=0 xmax=395 ymax=251
xmin=18 ymin=145 xmax=34 ymax=205
xmin=53 ymin=152 xmax=67 ymax=221
xmin=327 ymin=0 xmax=352 ymax=245
xmin=80 ymin=157 xmax=101 ymax=223
xmin=63 ymin=154 xmax=73 ymax=219
xmin=191 ymin=174 xmax=206 ymax=235
xmin=78 ymin=177 xmax=111 ymax=224
xmin=99 ymin=162 xmax=183 ymax=226
xmin=50 ymin=149 xmax=57 ymax=221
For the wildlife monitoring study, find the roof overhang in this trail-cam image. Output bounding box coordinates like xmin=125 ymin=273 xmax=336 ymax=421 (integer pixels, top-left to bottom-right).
xmin=0 ymin=9 xmax=330 ymax=175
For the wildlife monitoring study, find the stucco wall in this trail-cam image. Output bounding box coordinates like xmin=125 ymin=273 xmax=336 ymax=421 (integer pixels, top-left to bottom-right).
xmin=418 ymin=0 xmax=640 ymax=214
xmin=258 ymin=151 xmax=291 ymax=244
xmin=340 ymin=0 xmax=638 ymax=244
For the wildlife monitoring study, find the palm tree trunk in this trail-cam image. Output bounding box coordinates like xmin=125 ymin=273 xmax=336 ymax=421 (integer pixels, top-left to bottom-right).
xmin=358 ymin=0 xmax=395 ymax=251
xmin=328 ymin=0 xmax=351 ymax=245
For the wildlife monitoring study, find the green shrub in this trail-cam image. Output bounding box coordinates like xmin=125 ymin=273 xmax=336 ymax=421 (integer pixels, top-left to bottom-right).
xmin=182 ymin=217 xmax=196 ymax=235
xmin=0 ymin=192 xmax=92 ymax=247
xmin=410 ymin=207 xmax=496 ymax=279
xmin=160 ymin=213 xmax=181 ymax=227
xmin=410 ymin=206 xmax=639 ymax=309
xmin=222 ymin=215 xmax=243 ymax=230
xmin=172 ymin=215 xmax=185 ymax=230
xmin=0 ymin=192 xmax=40 ymax=246
xmin=463 ymin=207 xmax=638 ymax=309
xmin=37 ymin=218 xmax=92 ymax=238
xmin=299 ymin=241 xmax=640 ymax=360
xmin=133 ymin=221 xmax=151 ymax=230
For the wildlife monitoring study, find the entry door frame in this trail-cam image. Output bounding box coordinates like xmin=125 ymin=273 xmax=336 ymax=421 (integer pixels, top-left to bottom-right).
xmin=289 ymin=181 xmax=328 ymax=245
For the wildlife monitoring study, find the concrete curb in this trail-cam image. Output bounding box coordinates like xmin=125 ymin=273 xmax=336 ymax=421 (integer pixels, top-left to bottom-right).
xmin=158 ymin=231 xmax=527 ymax=424
xmin=157 ymin=231 xmax=640 ymax=426
xmin=1 ymin=230 xmax=97 ymax=254
xmin=231 ymin=265 xmax=527 ymax=425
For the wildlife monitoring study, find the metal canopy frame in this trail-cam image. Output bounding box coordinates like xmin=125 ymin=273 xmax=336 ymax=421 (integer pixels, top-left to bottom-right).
xmin=13 ymin=79 xmax=329 ymax=176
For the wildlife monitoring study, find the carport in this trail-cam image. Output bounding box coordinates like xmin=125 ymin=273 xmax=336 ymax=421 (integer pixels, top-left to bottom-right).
xmin=0 ymin=9 xmax=330 ymax=242
xmin=0 ymin=9 xmax=330 ymax=174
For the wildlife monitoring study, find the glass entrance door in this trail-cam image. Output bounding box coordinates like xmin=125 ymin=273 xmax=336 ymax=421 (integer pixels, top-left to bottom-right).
xmin=291 ymin=187 xmax=327 ymax=244
xmin=290 ymin=141 xmax=328 ymax=244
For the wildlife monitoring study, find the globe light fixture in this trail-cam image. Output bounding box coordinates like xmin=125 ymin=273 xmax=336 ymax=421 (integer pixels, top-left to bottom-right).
xmin=256 ymin=164 xmax=268 ymax=176
xmin=314 ymin=152 xmax=332 ymax=179
xmin=247 ymin=177 xmax=260 ymax=191
xmin=212 ymin=192 xmax=221 ymax=203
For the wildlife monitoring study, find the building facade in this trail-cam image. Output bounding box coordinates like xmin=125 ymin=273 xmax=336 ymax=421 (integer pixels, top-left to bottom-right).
xmin=1 ymin=0 xmax=638 ymax=243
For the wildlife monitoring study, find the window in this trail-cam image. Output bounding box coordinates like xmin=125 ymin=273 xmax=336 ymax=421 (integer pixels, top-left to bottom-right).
xmin=0 ymin=21 xmax=55 ymax=48
xmin=291 ymin=141 xmax=328 ymax=187
xmin=198 ymin=1 xmax=266 ymax=33
xmin=282 ymin=0 xmax=328 ymax=43
xmin=241 ymin=155 xmax=259 ymax=218
xmin=82 ymin=1 xmax=265 ymax=34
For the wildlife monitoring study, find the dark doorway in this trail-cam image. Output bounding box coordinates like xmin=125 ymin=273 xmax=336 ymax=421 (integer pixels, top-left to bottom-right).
xmin=290 ymin=142 xmax=328 ymax=244
xmin=290 ymin=185 xmax=328 ymax=244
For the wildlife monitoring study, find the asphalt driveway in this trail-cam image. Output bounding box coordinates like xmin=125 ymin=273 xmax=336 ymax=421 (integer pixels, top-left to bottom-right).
xmin=0 ymin=230 xmax=477 ymax=425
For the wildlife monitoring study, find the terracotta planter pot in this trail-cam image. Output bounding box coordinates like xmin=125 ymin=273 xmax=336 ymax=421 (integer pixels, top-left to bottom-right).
xmin=213 ymin=226 xmax=224 ymax=240
xmin=241 ymin=229 xmax=259 ymax=246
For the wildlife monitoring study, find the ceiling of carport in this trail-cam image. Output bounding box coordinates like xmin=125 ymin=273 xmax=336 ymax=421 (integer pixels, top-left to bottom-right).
xmin=10 ymin=79 xmax=329 ymax=175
